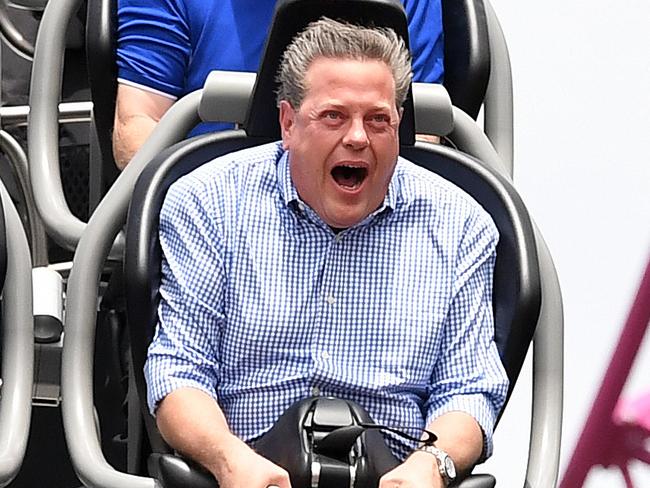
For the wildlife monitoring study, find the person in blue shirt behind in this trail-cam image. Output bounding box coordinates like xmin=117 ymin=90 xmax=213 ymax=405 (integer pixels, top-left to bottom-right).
xmin=148 ymin=17 xmax=507 ymax=488
xmin=113 ymin=0 xmax=445 ymax=169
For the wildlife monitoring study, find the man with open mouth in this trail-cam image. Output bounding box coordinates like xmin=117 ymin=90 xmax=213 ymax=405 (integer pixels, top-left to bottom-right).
xmin=278 ymin=21 xmax=403 ymax=233
xmin=148 ymin=17 xmax=508 ymax=488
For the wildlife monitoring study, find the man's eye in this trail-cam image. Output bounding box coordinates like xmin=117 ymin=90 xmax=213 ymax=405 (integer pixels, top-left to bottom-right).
xmin=370 ymin=114 xmax=390 ymax=124
xmin=324 ymin=111 xmax=341 ymax=120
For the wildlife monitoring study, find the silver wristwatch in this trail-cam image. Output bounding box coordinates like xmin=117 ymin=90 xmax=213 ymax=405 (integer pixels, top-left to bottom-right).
xmin=418 ymin=445 xmax=457 ymax=486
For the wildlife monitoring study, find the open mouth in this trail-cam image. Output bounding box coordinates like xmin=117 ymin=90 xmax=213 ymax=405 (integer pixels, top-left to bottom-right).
xmin=331 ymin=164 xmax=368 ymax=190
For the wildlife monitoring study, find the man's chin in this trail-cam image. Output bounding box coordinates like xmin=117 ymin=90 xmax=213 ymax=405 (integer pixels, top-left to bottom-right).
xmin=321 ymin=207 xmax=370 ymax=230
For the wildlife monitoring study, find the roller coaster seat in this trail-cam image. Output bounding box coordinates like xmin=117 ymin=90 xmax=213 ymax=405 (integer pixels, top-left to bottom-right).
xmin=122 ymin=2 xmax=540 ymax=487
xmin=124 ymin=134 xmax=541 ymax=488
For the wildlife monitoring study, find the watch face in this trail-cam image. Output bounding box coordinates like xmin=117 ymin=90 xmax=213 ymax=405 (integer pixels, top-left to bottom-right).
xmin=444 ymin=455 xmax=456 ymax=479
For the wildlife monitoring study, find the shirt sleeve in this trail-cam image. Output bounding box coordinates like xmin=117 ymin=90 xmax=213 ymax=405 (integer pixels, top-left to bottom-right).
xmin=403 ymin=0 xmax=445 ymax=83
xmin=424 ymin=207 xmax=509 ymax=460
xmin=144 ymin=174 xmax=226 ymax=414
xmin=116 ymin=0 xmax=191 ymax=98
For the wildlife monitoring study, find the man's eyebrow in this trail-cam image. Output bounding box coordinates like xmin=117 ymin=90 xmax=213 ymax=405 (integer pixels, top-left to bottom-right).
xmin=316 ymin=101 xmax=394 ymax=112
xmin=367 ymin=105 xmax=393 ymax=113
xmin=315 ymin=101 xmax=347 ymax=111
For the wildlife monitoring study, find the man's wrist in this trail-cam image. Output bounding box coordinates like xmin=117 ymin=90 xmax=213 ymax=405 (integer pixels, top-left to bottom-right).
xmin=414 ymin=445 xmax=457 ymax=487
xmin=206 ymin=432 xmax=249 ymax=479
xmin=406 ymin=450 xmax=446 ymax=485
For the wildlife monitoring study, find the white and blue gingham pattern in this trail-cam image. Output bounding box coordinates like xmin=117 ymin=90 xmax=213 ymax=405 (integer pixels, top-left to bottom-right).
xmin=145 ymin=141 xmax=509 ymax=460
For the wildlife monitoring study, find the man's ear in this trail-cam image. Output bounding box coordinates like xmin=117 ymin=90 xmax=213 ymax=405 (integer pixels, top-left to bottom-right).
xmin=279 ymin=100 xmax=296 ymax=149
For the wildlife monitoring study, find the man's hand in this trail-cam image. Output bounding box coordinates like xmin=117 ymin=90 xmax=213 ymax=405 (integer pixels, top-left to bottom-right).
xmin=415 ymin=133 xmax=441 ymax=144
xmin=379 ymin=450 xmax=444 ymax=488
xmin=214 ymin=439 xmax=292 ymax=488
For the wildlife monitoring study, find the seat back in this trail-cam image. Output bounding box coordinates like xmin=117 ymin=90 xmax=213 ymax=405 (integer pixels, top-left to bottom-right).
xmin=440 ymin=0 xmax=491 ymax=120
xmin=79 ymin=0 xmax=493 ymax=163
xmin=126 ymin=0 xmax=538 ymax=459
xmin=125 ymin=132 xmax=270 ymax=452
xmin=124 ymin=140 xmax=541 ymax=487
xmin=245 ymin=0 xmax=415 ymax=145
xmin=125 ymin=0 xmax=414 ymax=457
xmin=401 ymin=145 xmax=541 ymax=399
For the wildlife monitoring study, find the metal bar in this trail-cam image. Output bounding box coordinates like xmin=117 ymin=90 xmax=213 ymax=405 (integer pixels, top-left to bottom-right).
xmin=525 ymin=228 xmax=564 ymax=488
xmin=449 ymin=106 xmax=564 ymax=488
xmin=7 ymin=0 xmax=47 ymax=10
xmin=483 ymin=0 xmax=514 ymax=177
xmin=0 ymin=184 xmax=34 ymax=487
xmin=0 ymin=0 xmax=34 ymax=60
xmin=1 ymin=101 xmax=92 ymax=127
xmin=62 ymin=90 xmax=201 ymax=488
xmin=0 ymin=130 xmax=49 ymax=265
xmin=449 ymin=106 xmax=509 ymax=177
xmin=26 ymin=0 xmax=113 ymax=255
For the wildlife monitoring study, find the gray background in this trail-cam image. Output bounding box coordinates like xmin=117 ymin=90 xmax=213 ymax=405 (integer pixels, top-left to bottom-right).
xmin=477 ymin=1 xmax=650 ymax=486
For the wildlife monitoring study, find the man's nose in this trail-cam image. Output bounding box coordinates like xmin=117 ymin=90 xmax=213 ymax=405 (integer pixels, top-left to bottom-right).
xmin=342 ymin=117 xmax=369 ymax=150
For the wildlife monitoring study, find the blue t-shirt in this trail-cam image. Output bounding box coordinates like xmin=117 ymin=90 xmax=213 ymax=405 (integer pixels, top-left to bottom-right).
xmin=117 ymin=0 xmax=444 ymax=134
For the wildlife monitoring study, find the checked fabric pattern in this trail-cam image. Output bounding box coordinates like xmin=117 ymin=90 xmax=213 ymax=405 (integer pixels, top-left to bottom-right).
xmin=145 ymin=141 xmax=508 ymax=459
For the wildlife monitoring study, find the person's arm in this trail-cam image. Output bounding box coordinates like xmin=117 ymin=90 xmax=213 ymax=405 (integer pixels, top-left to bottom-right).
xmin=156 ymin=387 xmax=291 ymax=488
xmin=380 ymin=411 xmax=482 ymax=487
xmin=415 ymin=133 xmax=441 ymax=144
xmin=148 ymin=175 xmax=291 ymax=487
xmin=114 ymin=0 xmax=192 ymax=169
xmin=112 ymin=83 xmax=174 ymax=170
xmin=381 ymin=206 xmax=508 ymax=487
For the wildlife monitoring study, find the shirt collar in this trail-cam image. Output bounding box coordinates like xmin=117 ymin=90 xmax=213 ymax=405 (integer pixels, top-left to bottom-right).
xmin=276 ymin=147 xmax=300 ymax=207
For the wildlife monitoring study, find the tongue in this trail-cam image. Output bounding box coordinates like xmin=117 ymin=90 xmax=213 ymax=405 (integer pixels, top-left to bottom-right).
xmin=332 ymin=166 xmax=363 ymax=188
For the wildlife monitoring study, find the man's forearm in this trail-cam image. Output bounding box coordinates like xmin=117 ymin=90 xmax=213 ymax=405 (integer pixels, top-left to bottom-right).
xmin=155 ymin=387 xmax=245 ymax=479
xmin=155 ymin=387 xmax=292 ymax=487
xmin=380 ymin=411 xmax=484 ymax=487
xmin=423 ymin=410 xmax=484 ymax=476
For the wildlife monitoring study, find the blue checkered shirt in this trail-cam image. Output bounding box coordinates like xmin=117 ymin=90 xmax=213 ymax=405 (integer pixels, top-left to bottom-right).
xmin=145 ymin=141 xmax=508 ymax=460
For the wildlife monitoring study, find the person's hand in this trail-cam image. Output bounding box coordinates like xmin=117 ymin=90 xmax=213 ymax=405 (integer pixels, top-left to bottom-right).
xmin=415 ymin=133 xmax=441 ymax=144
xmin=379 ymin=450 xmax=444 ymax=488
xmin=212 ymin=439 xmax=292 ymax=488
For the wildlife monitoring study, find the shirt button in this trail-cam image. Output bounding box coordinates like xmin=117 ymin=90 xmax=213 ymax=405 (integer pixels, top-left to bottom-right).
xmin=311 ymin=386 xmax=321 ymax=396
xmin=298 ymin=202 xmax=306 ymax=212
xmin=325 ymin=295 xmax=335 ymax=305
xmin=320 ymin=351 xmax=330 ymax=360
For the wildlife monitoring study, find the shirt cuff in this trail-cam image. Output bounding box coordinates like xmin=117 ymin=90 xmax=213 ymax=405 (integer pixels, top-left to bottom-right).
xmin=425 ymin=393 xmax=498 ymax=461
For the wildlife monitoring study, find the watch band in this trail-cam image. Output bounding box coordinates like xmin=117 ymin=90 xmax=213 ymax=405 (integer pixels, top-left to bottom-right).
xmin=417 ymin=444 xmax=457 ymax=485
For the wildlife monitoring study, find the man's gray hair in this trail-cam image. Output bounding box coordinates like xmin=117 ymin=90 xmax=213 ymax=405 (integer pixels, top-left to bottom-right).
xmin=276 ymin=17 xmax=413 ymax=109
